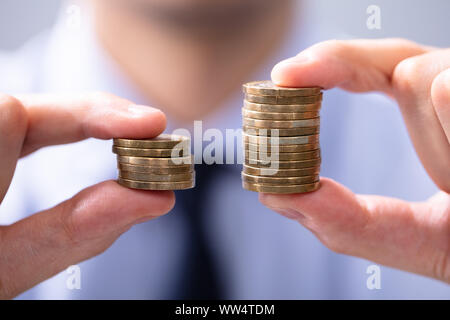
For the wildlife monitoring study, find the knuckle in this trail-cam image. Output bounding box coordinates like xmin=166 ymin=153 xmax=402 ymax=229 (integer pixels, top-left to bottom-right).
xmin=88 ymin=91 xmax=116 ymax=101
xmin=385 ymin=38 xmax=421 ymax=50
xmin=0 ymin=94 xmax=27 ymax=132
xmin=86 ymin=91 xmax=130 ymax=108
xmin=392 ymin=56 xmax=423 ymax=96
xmin=297 ymin=40 xmax=351 ymax=62
xmin=306 ymin=39 xmax=350 ymax=59
xmin=303 ymin=221 xmax=348 ymax=255
xmin=58 ymin=199 xmax=83 ymax=247
xmin=84 ymin=92 xmax=113 ymax=109
xmin=80 ymin=91 xmax=133 ymax=138
xmin=320 ymin=235 xmax=346 ymax=254
xmin=0 ymin=93 xmax=21 ymax=108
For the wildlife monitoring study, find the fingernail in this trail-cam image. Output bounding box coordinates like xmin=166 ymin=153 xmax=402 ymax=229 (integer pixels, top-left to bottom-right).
xmin=272 ymin=55 xmax=310 ymax=85
xmin=128 ymin=104 xmax=161 ymax=117
xmin=280 ymin=55 xmax=310 ymax=66
xmin=274 ymin=55 xmax=310 ymax=71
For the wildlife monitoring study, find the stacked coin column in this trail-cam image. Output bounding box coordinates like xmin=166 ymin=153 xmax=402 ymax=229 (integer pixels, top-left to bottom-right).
xmin=113 ymin=134 xmax=195 ymax=190
xmin=242 ymin=80 xmax=322 ymax=194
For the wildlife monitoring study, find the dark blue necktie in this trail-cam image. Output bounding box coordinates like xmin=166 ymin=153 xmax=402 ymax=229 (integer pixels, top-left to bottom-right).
xmin=173 ymin=163 xmax=228 ymax=299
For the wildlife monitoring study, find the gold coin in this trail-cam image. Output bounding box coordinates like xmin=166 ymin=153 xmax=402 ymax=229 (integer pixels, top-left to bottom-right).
xmin=243 ymin=132 xmax=319 ymax=145
xmin=117 ymin=155 xmax=193 ymax=166
xmin=245 ymin=93 xmax=322 ymax=105
xmin=117 ymin=178 xmax=195 ymax=190
xmin=113 ymin=134 xmax=190 ymax=149
xmin=243 ymin=125 xmax=320 ymax=136
xmin=118 ymin=163 xmax=193 ymax=174
xmin=243 ymin=81 xmax=321 ymax=97
xmin=242 ymin=172 xmax=319 ymax=185
xmin=242 ymin=181 xmax=320 ymax=194
xmin=112 ymin=146 xmax=187 ymax=157
xmin=244 ymin=142 xmax=319 ymax=153
xmin=118 ymin=178 xmax=195 ymax=190
xmin=245 ymin=149 xmax=320 ymax=161
xmin=243 ymin=164 xmax=320 ymax=177
xmin=119 ymin=171 xmax=194 ymax=182
xmin=242 ymin=108 xmax=319 ymax=120
xmin=244 ymin=158 xmax=321 ymax=169
xmin=243 ymin=117 xmax=320 ymax=128
xmin=244 ymin=100 xmax=321 ymax=112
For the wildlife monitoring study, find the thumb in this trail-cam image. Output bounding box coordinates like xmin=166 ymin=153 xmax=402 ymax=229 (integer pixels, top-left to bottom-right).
xmin=0 ymin=180 xmax=174 ymax=299
xmin=259 ymin=178 xmax=450 ymax=282
xmin=259 ymin=178 xmax=369 ymax=253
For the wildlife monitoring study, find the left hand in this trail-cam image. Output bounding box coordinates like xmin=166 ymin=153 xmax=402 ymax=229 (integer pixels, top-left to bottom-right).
xmin=0 ymin=92 xmax=174 ymax=299
xmin=260 ymin=38 xmax=450 ymax=283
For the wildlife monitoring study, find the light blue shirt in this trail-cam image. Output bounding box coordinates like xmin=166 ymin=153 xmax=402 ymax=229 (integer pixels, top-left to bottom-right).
xmin=0 ymin=6 xmax=448 ymax=299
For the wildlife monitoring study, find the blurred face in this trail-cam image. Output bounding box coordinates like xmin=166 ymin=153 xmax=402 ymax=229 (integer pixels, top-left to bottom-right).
xmin=114 ymin=0 xmax=272 ymax=10
xmin=108 ymin=0 xmax=289 ymax=29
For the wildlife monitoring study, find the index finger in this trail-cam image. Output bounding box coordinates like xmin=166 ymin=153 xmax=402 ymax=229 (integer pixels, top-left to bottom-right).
xmin=271 ymin=38 xmax=428 ymax=94
xmin=0 ymin=92 xmax=166 ymax=200
xmin=15 ymin=92 xmax=167 ymax=156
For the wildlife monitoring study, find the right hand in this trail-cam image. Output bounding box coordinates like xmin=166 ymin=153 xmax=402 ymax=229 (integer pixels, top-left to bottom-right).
xmin=261 ymin=39 xmax=450 ymax=283
xmin=0 ymin=92 xmax=175 ymax=299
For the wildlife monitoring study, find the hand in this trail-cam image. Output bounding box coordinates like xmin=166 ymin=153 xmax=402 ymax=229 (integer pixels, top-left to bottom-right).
xmin=260 ymin=39 xmax=450 ymax=283
xmin=0 ymin=92 xmax=175 ymax=299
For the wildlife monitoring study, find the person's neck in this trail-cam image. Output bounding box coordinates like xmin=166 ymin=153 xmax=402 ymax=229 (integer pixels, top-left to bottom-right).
xmin=93 ymin=1 xmax=293 ymax=123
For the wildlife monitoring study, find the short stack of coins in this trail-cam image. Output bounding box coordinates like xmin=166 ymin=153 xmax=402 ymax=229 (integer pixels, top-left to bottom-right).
xmin=113 ymin=134 xmax=195 ymax=190
xmin=241 ymin=80 xmax=322 ymax=194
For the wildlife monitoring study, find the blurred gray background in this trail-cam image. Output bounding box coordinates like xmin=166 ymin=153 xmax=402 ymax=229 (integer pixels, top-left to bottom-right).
xmin=0 ymin=0 xmax=449 ymax=51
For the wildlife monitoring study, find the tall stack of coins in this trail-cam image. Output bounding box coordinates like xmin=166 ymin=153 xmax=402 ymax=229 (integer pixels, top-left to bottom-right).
xmin=113 ymin=134 xmax=195 ymax=190
xmin=242 ymin=80 xmax=322 ymax=194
